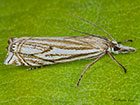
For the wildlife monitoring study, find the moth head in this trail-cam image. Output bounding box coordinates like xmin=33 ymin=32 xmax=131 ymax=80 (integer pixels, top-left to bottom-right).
xmin=109 ymin=40 xmax=136 ymax=54
xmin=6 ymin=37 xmax=17 ymax=51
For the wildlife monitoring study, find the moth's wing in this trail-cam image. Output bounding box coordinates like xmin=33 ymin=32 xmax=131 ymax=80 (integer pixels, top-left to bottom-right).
xmin=18 ymin=37 xmax=105 ymax=64
xmin=4 ymin=37 xmax=53 ymax=66
xmin=4 ymin=36 xmax=108 ymax=66
xmin=11 ymin=38 xmax=55 ymax=66
xmin=4 ymin=52 xmax=28 ymax=66
xmin=19 ymin=52 xmax=55 ymax=66
xmin=18 ymin=36 xmax=108 ymax=55
xmin=4 ymin=51 xmax=52 ymax=66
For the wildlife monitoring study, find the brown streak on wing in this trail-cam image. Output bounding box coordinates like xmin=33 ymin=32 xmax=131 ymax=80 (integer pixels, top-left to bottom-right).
xmin=14 ymin=52 xmax=24 ymax=65
xmin=54 ymin=51 xmax=100 ymax=61
xmin=29 ymin=38 xmax=88 ymax=46
xmin=22 ymin=44 xmax=53 ymax=55
xmin=45 ymin=54 xmax=72 ymax=57
xmin=21 ymin=53 xmax=54 ymax=63
xmin=7 ymin=53 xmax=14 ymax=63
xmin=70 ymin=38 xmax=94 ymax=48
xmin=18 ymin=53 xmax=31 ymax=66
xmin=22 ymin=45 xmax=44 ymax=51
xmin=24 ymin=42 xmax=93 ymax=50
xmin=24 ymin=43 xmax=50 ymax=50
xmin=39 ymin=46 xmax=53 ymax=54
xmin=11 ymin=60 xmax=18 ymax=65
xmin=25 ymin=59 xmax=44 ymax=66
xmin=19 ymin=40 xmax=26 ymax=53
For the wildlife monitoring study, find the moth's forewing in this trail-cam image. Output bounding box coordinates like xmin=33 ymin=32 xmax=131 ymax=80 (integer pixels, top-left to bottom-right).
xmin=4 ymin=36 xmax=109 ymax=66
xmin=4 ymin=52 xmax=20 ymax=65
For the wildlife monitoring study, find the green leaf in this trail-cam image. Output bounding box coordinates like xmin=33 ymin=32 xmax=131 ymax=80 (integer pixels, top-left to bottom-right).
xmin=0 ymin=0 xmax=139 ymax=104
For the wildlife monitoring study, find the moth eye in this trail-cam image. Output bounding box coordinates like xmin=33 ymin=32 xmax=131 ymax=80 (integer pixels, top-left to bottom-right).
xmin=114 ymin=46 xmax=120 ymax=51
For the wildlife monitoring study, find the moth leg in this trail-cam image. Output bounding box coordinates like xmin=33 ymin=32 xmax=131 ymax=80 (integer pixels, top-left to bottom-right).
xmin=27 ymin=66 xmax=44 ymax=71
xmin=118 ymin=40 xmax=133 ymax=44
xmin=107 ymin=52 xmax=127 ymax=73
xmin=77 ymin=52 xmax=106 ymax=86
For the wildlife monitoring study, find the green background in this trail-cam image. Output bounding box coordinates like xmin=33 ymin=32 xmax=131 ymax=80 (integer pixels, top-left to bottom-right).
xmin=0 ymin=0 xmax=139 ymax=104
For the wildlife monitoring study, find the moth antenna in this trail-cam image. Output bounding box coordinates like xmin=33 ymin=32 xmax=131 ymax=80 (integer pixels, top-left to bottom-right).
xmin=68 ymin=27 xmax=93 ymax=35
xmin=118 ymin=40 xmax=133 ymax=44
xmin=68 ymin=13 xmax=115 ymax=41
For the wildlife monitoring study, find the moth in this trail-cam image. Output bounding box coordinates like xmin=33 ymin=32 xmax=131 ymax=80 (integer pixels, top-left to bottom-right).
xmin=4 ymin=15 xmax=136 ymax=86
